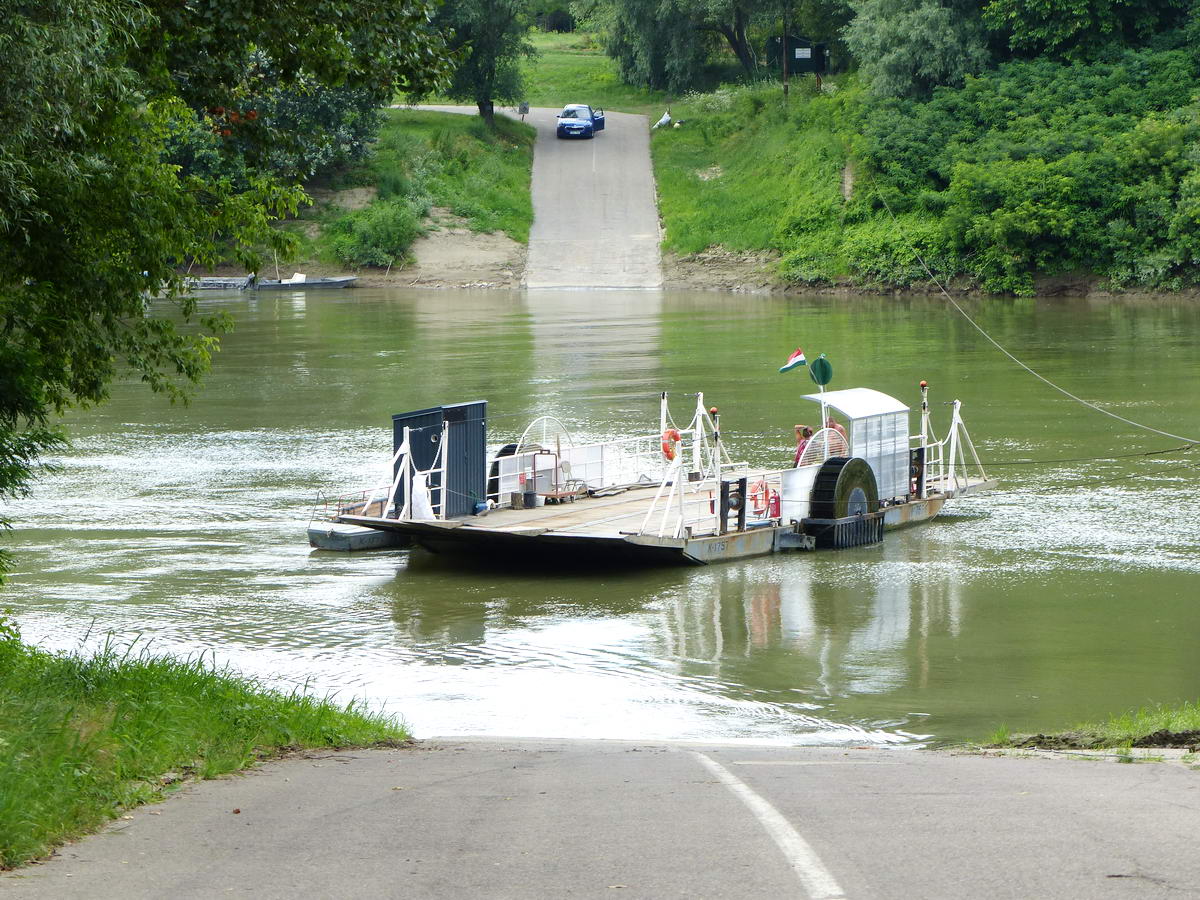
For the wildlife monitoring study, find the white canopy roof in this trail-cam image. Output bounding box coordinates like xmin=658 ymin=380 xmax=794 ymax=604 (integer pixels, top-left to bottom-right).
xmin=802 ymin=387 xmax=908 ymax=420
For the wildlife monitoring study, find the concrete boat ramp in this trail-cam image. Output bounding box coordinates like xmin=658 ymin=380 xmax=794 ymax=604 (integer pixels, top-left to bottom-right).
xmin=5 ymin=739 xmax=1197 ymax=899
xmin=410 ymin=105 xmax=662 ymax=290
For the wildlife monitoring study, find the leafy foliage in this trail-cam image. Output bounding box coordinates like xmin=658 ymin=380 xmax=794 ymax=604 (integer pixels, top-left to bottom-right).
xmin=326 ymin=198 xmax=429 ymax=267
xmin=0 ymin=0 xmax=449 ymax=576
xmin=427 ymin=0 xmax=537 ymax=125
xmin=130 ymin=0 xmax=449 ymax=105
xmin=982 ymin=0 xmax=1188 ymax=59
xmin=226 ymin=59 xmax=387 ymax=183
xmin=860 ymin=48 xmax=1200 ymax=291
xmin=655 ymin=43 xmax=1200 ymax=294
xmin=603 ymin=0 xmax=716 ymax=93
xmin=844 ymin=0 xmax=992 ymax=98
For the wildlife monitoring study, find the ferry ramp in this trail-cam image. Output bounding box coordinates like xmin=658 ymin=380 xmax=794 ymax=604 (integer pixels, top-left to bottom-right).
xmin=523 ymin=107 xmax=662 ymax=290
xmin=410 ymin=105 xmax=663 ymax=290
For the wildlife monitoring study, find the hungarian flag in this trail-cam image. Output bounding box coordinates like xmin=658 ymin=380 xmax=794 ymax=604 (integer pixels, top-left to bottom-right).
xmin=779 ymin=348 xmax=807 ymax=373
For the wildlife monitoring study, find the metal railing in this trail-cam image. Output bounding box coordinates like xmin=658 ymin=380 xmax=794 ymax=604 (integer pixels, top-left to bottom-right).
xmin=490 ymin=432 xmax=674 ymax=505
xmin=915 ymin=399 xmax=986 ymax=496
xmin=638 ymin=461 xmax=785 ymax=539
xmin=489 ymin=393 xmax=737 ymax=510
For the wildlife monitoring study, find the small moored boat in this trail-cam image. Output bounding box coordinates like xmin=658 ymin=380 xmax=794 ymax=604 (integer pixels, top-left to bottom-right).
xmin=251 ymin=273 xmax=357 ymax=290
xmin=185 ymin=275 xmax=254 ymax=291
xmin=318 ymin=377 xmax=995 ymax=566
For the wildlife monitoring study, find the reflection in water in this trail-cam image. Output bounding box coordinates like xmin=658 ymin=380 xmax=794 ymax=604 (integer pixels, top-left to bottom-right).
xmin=3 ymin=288 xmax=1200 ymax=745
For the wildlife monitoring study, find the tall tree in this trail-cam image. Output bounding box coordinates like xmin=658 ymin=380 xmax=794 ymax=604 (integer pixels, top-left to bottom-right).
xmin=702 ymin=0 xmax=759 ymax=77
xmin=843 ymin=0 xmax=991 ymax=97
xmin=0 ymin=0 xmax=449 ymax=576
xmin=430 ymin=0 xmax=535 ymax=127
xmin=595 ymin=0 xmax=849 ymax=90
xmin=602 ymin=0 xmax=716 ymax=92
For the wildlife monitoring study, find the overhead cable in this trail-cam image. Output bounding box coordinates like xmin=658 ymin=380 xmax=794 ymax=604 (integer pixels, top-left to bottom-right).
xmin=876 ymin=193 xmax=1200 ymax=444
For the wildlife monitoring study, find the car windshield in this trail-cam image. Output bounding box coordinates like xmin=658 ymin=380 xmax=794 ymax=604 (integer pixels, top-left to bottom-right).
xmin=562 ymin=108 xmax=587 ymax=119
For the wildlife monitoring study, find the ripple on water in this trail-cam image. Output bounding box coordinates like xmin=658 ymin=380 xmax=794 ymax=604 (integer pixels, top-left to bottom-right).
xmin=5 ymin=290 xmax=1200 ymax=745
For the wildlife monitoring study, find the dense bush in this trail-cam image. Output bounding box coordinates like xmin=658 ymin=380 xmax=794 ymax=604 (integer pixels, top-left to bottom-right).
xmin=656 ymin=44 xmax=1200 ymax=294
xmin=169 ymin=56 xmax=388 ymax=186
xmin=326 ymin=197 xmax=429 ymax=267
xmin=860 ymin=48 xmax=1200 ymax=292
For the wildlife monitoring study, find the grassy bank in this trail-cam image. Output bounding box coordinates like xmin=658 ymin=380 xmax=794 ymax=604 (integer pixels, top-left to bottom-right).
xmin=653 ymin=80 xmax=856 ymax=259
xmin=280 ymin=108 xmax=535 ymax=270
xmin=653 ymin=43 xmax=1200 ymax=295
xmin=989 ymin=700 xmax=1200 ymax=751
xmin=0 ymin=617 xmax=405 ymax=869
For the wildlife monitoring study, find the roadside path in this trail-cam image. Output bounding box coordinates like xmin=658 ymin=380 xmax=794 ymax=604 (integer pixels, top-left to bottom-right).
xmin=5 ymin=739 xmax=1197 ymax=899
xmin=413 ymin=106 xmax=662 ymax=289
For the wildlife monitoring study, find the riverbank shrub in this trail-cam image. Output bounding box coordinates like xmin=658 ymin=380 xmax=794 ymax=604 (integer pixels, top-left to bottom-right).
xmin=653 ymin=45 xmax=1200 ymax=293
xmin=310 ymin=108 xmax=535 ymax=266
xmin=326 ymin=197 xmax=429 ymax=267
xmin=0 ymin=617 xmax=406 ymax=869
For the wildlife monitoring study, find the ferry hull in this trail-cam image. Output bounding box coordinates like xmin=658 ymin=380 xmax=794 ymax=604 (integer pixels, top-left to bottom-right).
xmin=340 ymin=516 xmax=701 ymax=566
xmin=339 ymin=501 xmax=927 ymax=567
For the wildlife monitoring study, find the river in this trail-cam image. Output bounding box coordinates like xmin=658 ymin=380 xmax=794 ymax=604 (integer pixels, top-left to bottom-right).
xmin=3 ymin=288 xmax=1198 ymax=745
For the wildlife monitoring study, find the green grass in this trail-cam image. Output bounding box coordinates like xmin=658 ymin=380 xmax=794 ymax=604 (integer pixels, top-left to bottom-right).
xmin=370 ymin=109 xmax=535 ymax=242
xmin=651 ymin=80 xmax=854 ymax=260
xmin=293 ymin=108 xmax=534 ymax=268
xmin=0 ymin=618 xmax=406 ymax=869
xmin=987 ymin=724 xmax=1011 ymax=746
xmin=986 ymin=700 xmax=1200 ymax=750
xmin=1079 ymin=701 xmax=1200 ymax=747
xmin=650 ymin=76 xmax=968 ymax=288
xmin=521 ymin=30 xmax=668 ymax=115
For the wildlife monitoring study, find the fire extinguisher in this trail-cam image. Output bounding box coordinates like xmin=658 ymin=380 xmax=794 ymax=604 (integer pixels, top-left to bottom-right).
xmin=768 ymin=490 xmax=780 ymax=518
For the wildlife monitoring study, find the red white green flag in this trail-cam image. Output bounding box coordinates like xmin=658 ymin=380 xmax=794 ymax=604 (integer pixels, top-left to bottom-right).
xmin=778 ymin=348 xmax=807 ymax=373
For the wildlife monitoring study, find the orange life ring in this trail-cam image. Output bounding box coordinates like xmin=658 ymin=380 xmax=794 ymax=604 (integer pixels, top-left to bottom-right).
xmin=661 ymin=428 xmax=682 ymax=460
xmin=750 ymin=479 xmax=769 ymax=515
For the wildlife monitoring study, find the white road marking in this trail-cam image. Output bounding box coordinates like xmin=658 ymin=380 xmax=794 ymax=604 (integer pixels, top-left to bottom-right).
xmin=732 ymin=760 xmax=889 ymax=767
xmin=693 ymin=751 xmax=846 ymax=900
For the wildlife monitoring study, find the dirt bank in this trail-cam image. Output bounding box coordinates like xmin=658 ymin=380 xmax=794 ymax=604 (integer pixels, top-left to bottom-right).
xmin=663 ymin=247 xmax=786 ymax=293
xmin=190 ymin=207 xmax=525 ymax=290
xmin=403 ymin=208 xmax=524 ymax=289
xmin=1005 ymin=729 xmax=1200 ymax=751
xmin=193 ymin=212 xmax=1200 ymax=297
xmin=666 ymin=248 xmax=1200 ymax=299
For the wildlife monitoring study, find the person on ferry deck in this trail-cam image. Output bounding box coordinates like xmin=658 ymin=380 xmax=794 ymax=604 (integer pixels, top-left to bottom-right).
xmin=826 ymin=417 xmax=848 ymax=441
xmin=793 ymin=425 xmax=813 ymax=467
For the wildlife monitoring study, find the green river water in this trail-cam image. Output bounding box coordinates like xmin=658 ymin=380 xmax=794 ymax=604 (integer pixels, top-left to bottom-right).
xmin=3 ymin=289 xmax=1198 ymax=745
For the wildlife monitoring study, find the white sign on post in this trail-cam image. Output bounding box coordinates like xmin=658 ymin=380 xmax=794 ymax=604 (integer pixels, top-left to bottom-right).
xmin=795 ymin=47 xmax=811 ymax=59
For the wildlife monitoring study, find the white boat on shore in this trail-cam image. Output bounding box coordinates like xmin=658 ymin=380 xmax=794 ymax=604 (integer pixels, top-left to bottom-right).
xmin=319 ymin=379 xmax=995 ymax=566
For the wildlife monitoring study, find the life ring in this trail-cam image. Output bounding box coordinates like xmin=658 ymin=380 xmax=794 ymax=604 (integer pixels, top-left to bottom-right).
xmin=661 ymin=428 xmax=682 ymax=460
xmin=750 ymin=479 xmax=769 ymax=515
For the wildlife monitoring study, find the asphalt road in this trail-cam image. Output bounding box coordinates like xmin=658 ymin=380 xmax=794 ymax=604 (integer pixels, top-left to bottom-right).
xmin=522 ymin=108 xmax=662 ymax=290
xmin=415 ymin=105 xmax=662 ymax=289
xmin=4 ymin=740 xmax=1197 ymax=899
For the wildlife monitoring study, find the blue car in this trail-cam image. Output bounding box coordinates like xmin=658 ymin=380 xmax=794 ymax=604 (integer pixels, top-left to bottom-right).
xmin=556 ymin=104 xmax=605 ymax=139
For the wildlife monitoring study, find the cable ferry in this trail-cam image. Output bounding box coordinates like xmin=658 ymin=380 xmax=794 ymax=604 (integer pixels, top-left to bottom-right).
xmin=315 ymin=372 xmax=995 ymax=565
